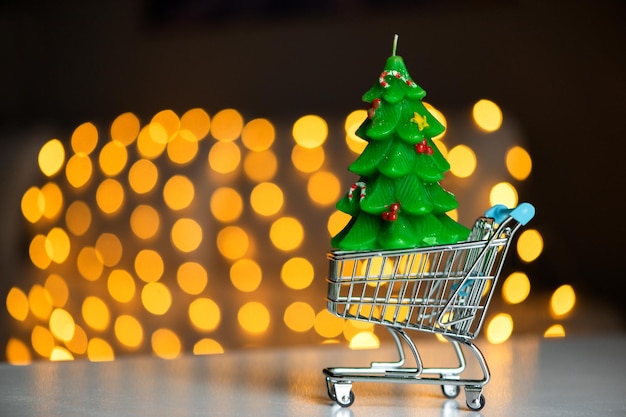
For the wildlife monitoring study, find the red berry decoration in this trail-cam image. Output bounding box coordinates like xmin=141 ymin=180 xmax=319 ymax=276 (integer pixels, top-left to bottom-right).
xmin=415 ymin=139 xmax=433 ymax=155
xmin=382 ymin=202 xmax=400 ymax=222
xmin=367 ymin=98 xmax=381 ymax=119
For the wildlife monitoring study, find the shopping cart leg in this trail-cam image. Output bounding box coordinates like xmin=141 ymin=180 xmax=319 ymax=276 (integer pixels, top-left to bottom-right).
xmin=450 ymin=336 xmax=489 ymax=411
xmin=370 ymin=327 xmax=424 ymax=375
xmin=373 ymin=327 xmax=424 ymax=376
xmin=439 ymin=335 xmax=466 ymax=398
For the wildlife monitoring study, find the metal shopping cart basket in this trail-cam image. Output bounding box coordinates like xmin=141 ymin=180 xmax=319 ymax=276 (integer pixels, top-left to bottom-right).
xmin=323 ymin=203 xmax=535 ymax=411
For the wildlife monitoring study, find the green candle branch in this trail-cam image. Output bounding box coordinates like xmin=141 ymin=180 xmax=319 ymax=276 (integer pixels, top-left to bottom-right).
xmin=332 ymin=36 xmax=470 ymax=250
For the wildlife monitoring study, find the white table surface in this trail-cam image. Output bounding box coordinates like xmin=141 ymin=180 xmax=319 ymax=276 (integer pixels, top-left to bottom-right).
xmin=1 ymin=334 xmax=625 ymax=417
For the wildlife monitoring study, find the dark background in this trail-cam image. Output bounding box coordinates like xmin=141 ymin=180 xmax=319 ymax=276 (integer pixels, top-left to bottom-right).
xmin=1 ymin=0 xmax=625 ymax=327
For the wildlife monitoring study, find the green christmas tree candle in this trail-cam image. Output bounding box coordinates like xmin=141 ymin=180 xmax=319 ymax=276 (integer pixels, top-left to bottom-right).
xmin=332 ymin=35 xmax=470 ymax=251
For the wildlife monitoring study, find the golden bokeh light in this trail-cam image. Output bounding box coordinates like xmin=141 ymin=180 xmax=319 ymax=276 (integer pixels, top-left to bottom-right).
xmin=65 ymin=200 xmax=91 ymax=236
xmin=167 ymin=130 xmax=199 ymax=165
xmin=242 ymin=118 xmax=275 ymax=151
xmin=110 ymin=112 xmax=140 ymax=146
xmin=506 ymin=146 xmax=532 ymax=181
xmin=28 ymin=284 xmax=53 ymax=321
xmin=65 ymin=154 xmax=93 ymax=189
xmin=163 ymin=174 xmax=195 ymax=211
xmin=189 ymin=298 xmax=221 ymax=332
xmin=349 ymin=331 xmax=380 ymax=350
xmin=193 ymin=338 xmax=224 ymax=355
xmin=87 ymin=338 xmax=115 ymax=362
xmin=136 ymin=125 xmax=166 ymax=159
xmin=72 ymin=122 xmax=99 ymax=154
xmin=243 ymin=150 xmax=278 ymax=182
xmin=489 ymin=182 xmax=518 ymax=208
xmin=141 ymin=282 xmax=172 ymax=316
xmin=486 ymin=313 xmax=513 ymax=344
xmin=283 ymin=302 xmax=316 ymax=332
xmin=344 ymin=109 xmax=368 ymax=154
xmin=147 ymin=122 xmax=168 ymax=146
xmin=151 ymin=328 xmax=182 ymax=359
xmin=99 ymin=140 xmax=128 ymax=177
xmin=269 ymin=217 xmax=304 ymax=251
xmin=107 ymin=269 xmax=136 ymax=303
xmin=210 ymin=187 xmax=244 ymax=223
xmin=96 ymin=178 xmax=125 ymax=215
xmin=314 ymin=309 xmax=344 ymax=338
xmin=6 ymin=338 xmax=32 ymax=365
xmin=21 ymin=186 xmax=44 ymax=223
xmin=177 ymin=262 xmax=208 ymax=295
xmin=49 ymin=308 xmax=75 ymax=342
xmin=114 ymin=315 xmax=144 ymax=349
xmin=433 ymin=139 xmax=448 ymax=158
xmin=31 ymin=325 xmax=55 ymax=358
xmin=65 ymin=324 xmax=88 ymax=355
xmin=216 ymin=226 xmax=249 ymax=260
xmin=29 ymin=234 xmax=51 ymax=270
xmin=327 ymin=211 xmax=351 ymax=237
xmin=95 ymin=233 xmax=123 ymax=267
xmin=307 ymin=171 xmax=340 ymax=206
xmin=230 ymin=258 xmax=262 ymax=292
xmin=6 ymin=287 xmax=29 ymax=321
xmin=208 ymin=141 xmax=241 ymax=174
xmin=250 ymin=182 xmax=283 ymax=217
xmin=171 ymin=218 xmax=203 ymax=253
xmin=423 ymin=102 xmax=447 ymax=140
xmin=292 ymin=114 xmax=328 ymax=149
xmin=151 ymin=109 xmax=180 ymax=143
xmin=41 ymin=182 xmax=64 ymax=220
xmin=502 ymin=272 xmax=531 ymax=304
xmin=544 ymin=324 xmax=566 ymax=338
xmin=45 ymin=273 xmax=69 ymax=307
xmin=238 ymin=302 xmax=270 ymax=334
xmin=281 ymin=257 xmax=314 ymax=290
xmin=180 ymin=108 xmax=211 ymax=141
xmin=550 ymin=284 xmax=576 ymax=318
xmin=76 ymin=246 xmax=104 ymax=281
xmin=13 ymin=106 xmax=545 ymax=362
xmin=517 ymin=229 xmax=543 ymax=263
xmin=38 ymin=138 xmax=65 ymax=177
xmin=45 ymin=227 xmax=71 ymax=264
xmin=448 ymin=145 xmax=476 ymax=178
xmin=291 ymin=145 xmax=325 ymax=173
xmin=211 ymin=108 xmax=244 ymax=142
xmin=473 ymin=99 xmax=503 ymax=132
xmin=130 ymin=205 xmax=161 ymax=240
xmin=128 ymin=159 xmax=158 ymax=194
xmin=50 ymin=346 xmax=74 ymax=362
xmin=134 ymin=249 xmax=164 ymax=283
xmin=82 ymin=296 xmax=110 ymax=331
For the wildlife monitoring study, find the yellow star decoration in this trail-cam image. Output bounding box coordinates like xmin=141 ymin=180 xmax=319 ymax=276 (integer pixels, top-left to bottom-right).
xmin=411 ymin=112 xmax=429 ymax=131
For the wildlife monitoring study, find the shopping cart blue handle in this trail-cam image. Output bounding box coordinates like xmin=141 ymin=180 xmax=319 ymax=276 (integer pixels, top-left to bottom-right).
xmin=485 ymin=202 xmax=535 ymax=226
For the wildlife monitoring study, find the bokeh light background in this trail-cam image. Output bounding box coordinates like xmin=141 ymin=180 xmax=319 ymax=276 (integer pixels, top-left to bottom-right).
xmin=5 ymin=101 xmax=575 ymax=364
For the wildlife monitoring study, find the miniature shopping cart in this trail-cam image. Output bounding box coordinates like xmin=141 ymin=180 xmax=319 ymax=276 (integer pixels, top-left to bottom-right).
xmin=323 ymin=203 xmax=535 ymax=411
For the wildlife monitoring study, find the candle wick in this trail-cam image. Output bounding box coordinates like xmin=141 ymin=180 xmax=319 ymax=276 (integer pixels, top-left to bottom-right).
xmin=392 ymin=34 xmax=399 ymax=56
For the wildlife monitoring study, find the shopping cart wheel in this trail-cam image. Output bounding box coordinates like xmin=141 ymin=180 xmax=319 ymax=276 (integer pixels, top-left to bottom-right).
xmin=466 ymin=393 xmax=486 ymax=411
xmin=335 ymin=391 xmax=355 ymax=407
xmin=332 ymin=383 xmax=355 ymax=407
xmin=441 ymin=384 xmax=460 ymax=399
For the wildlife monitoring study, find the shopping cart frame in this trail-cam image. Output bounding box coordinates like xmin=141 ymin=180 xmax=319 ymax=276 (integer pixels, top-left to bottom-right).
xmin=323 ymin=203 xmax=535 ymax=411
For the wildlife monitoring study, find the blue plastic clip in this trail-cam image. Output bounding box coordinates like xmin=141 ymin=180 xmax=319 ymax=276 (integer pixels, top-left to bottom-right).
xmin=485 ymin=202 xmax=535 ymax=225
